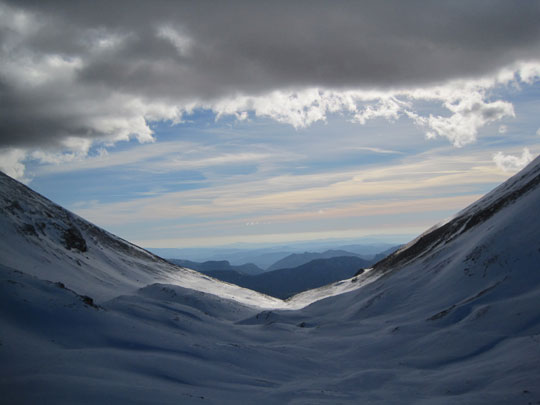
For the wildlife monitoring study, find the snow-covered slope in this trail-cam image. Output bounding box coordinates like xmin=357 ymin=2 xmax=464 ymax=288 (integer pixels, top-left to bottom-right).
xmin=1 ymin=156 xmax=540 ymax=404
xmin=0 ymin=172 xmax=283 ymax=307
xmin=375 ymin=154 xmax=540 ymax=272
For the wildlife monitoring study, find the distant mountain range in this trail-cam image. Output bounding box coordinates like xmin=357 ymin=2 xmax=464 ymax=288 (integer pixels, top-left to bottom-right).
xmin=266 ymin=249 xmax=363 ymax=271
xmin=267 ymin=246 xmax=399 ymax=271
xmin=166 ymin=247 xmax=399 ymax=298
xmin=149 ymin=242 xmax=398 ymax=269
xmin=168 ymin=259 xmax=265 ymax=275
xmin=205 ymin=256 xmax=374 ymax=299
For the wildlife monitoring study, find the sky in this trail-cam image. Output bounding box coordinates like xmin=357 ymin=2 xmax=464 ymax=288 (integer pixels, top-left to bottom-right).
xmin=1 ymin=0 xmax=539 ymax=248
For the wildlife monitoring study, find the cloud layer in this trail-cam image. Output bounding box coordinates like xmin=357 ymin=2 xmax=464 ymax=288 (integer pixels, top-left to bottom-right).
xmin=68 ymin=151 xmax=507 ymax=247
xmin=1 ymin=1 xmax=540 ymax=178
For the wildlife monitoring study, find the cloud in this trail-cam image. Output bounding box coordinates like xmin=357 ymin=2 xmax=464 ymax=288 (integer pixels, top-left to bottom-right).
xmin=414 ymin=94 xmax=515 ymax=147
xmin=211 ymin=72 xmax=524 ymax=147
xmin=33 ymin=139 xmax=301 ymax=177
xmin=347 ymin=147 xmax=404 ymax=155
xmin=72 ymin=151 xmax=508 ymax=228
xmin=8 ymin=1 xmax=539 ymax=92
xmin=1 ymin=1 xmax=540 ymax=177
xmin=156 ymin=25 xmax=192 ymax=57
xmin=493 ymin=148 xmax=534 ymax=172
xmin=0 ymin=148 xmax=28 ymax=181
xmin=211 ymin=89 xmax=361 ymax=128
xmin=353 ymin=97 xmax=406 ymax=125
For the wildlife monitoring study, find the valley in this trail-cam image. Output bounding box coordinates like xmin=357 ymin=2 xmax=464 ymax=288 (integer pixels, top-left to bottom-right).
xmin=1 ymin=157 xmax=540 ymax=403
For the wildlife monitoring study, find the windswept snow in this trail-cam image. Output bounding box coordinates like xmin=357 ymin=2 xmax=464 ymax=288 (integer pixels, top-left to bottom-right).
xmin=1 ymin=156 xmax=540 ymax=404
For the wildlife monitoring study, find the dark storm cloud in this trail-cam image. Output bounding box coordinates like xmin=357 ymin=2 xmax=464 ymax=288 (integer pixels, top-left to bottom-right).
xmin=1 ymin=0 xmax=540 ymax=148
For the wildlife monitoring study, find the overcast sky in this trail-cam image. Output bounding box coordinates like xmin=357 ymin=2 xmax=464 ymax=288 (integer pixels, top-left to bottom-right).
xmin=1 ymin=1 xmax=539 ymax=248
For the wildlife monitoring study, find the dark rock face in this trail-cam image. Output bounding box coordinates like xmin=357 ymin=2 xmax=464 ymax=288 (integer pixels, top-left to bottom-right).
xmin=80 ymin=295 xmax=97 ymax=308
xmin=63 ymin=226 xmax=87 ymax=252
xmin=353 ymin=268 xmax=365 ymax=277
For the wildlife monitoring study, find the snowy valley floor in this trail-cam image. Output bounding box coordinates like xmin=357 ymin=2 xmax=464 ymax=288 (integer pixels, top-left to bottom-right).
xmin=2 ymin=244 xmax=540 ymax=405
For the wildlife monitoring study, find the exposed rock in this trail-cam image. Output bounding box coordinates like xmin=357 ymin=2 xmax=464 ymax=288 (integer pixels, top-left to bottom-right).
xmin=63 ymin=226 xmax=87 ymax=252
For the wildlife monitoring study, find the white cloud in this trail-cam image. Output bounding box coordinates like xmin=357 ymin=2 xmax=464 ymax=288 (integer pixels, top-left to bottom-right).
xmin=422 ymin=97 xmax=514 ymax=147
xmin=518 ymin=62 xmax=540 ymax=84
xmin=0 ymin=148 xmax=28 ymax=181
xmin=493 ymin=148 xmax=533 ymax=172
xmin=352 ymin=97 xmax=407 ymax=125
xmin=212 ymin=89 xmax=360 ymax=128
xmin=209 ymin=62 xmax=538 ymax=148
xmin=30 ymin=137 xmax=92 ymax=165
xmin=401 ymin=73 xmax=522 ymax=147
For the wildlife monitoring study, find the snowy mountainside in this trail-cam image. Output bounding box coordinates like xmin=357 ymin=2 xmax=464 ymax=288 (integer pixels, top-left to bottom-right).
xmin=0 ymin=171 xmax=282 ymax=307
xmin=294 ymin=156 xmax=540 ymax=322
xmin=375 ymin=154 xmax=540 ymax=272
